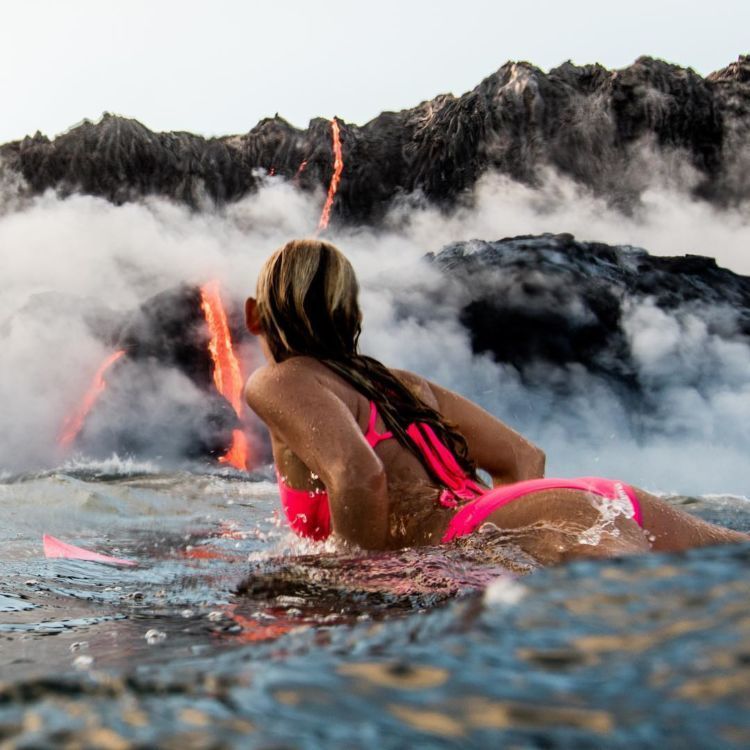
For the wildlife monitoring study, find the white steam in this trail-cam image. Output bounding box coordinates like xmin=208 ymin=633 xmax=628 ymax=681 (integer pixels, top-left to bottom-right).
xmin=391 ymin=167 xmax=750 ymax=275
xmin=1 ymin=164 xmax=749 ymax=494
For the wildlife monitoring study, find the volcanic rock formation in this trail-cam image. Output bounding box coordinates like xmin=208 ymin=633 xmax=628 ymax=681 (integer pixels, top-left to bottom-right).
xmin=426 ymin=233 xmax=750 ymax=422
xmin=2 ymin=56 xmax=749 ymax=221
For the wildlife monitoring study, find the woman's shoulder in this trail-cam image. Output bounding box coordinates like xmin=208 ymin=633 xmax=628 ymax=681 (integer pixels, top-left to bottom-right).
xmin=389 ymin=367 xmax=424 ymax=388
xmin=388 ymin=367 xmax=437 ymax=406
xmin=245 ymin=358 xmax=329 ymax=409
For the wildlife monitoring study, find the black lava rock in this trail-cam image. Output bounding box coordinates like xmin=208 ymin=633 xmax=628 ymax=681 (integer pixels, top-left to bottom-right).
xmin=2 ymin=56 xmax=749 ymax=222
xmin=429 ymin=233 xmax=750 ymax=391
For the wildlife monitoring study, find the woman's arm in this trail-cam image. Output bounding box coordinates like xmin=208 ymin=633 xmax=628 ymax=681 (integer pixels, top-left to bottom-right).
xmin=425 ymin=379 xmax=545 ymax=485
xmin=245 ymin=361 xmax=390 ymax=549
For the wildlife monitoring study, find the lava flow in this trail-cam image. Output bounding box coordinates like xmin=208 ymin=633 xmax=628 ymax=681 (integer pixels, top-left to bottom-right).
xmin=317 ymin=118 xmax=343 ymax=232
xmin=199 ymin=280 xmax=249 ymax=470
xmin=58 ymin=350 xmax=126 ymax=448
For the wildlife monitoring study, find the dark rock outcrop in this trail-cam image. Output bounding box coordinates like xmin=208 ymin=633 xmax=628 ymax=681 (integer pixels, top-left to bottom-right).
xmin=116 ymin=285 xmax=216 ymax=390
xmin=2 ymin=56 xmax=749 ymax=221
xmin=430 ymin=234 xmax=750 ymax=391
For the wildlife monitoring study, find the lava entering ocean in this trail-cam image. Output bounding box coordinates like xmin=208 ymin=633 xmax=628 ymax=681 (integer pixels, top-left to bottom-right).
xmin=58 ymin=350 xmax=126 ymax=448
xmin=317 ymin=118 xmax=343 ymax=232
xmin=199 ymin=281 xmax=249 ymax=470
xmin=58 ymin=283 xmax=250 ymax=470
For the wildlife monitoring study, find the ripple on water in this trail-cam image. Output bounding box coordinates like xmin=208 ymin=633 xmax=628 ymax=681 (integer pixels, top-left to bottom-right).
xmin=0 ymin=594 xmax=35 ymax=613
xmin=0 ymin=467 xmax=749 ymax=746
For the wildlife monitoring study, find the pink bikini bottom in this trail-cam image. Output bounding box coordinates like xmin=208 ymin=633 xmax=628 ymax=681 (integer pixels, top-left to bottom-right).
xmin=441 ymin=477 xmax=643 ymax=543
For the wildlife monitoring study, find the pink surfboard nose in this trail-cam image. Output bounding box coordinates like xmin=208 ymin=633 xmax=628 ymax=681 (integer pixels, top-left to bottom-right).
xmin=42 ymin=534 xmax=136 ymax=566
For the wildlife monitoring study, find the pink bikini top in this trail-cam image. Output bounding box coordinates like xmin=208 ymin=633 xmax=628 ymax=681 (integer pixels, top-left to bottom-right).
xmin=275 ymin=400 xmax=485 ymax=540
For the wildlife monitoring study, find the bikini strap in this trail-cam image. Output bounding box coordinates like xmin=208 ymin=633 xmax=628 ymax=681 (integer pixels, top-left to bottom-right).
xmin=364 ymin=401 xmax=393 ymax=448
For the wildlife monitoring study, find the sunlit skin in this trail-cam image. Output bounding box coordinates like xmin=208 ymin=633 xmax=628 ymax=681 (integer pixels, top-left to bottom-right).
xmin=243 ymin=262 xmax=749 ymax=562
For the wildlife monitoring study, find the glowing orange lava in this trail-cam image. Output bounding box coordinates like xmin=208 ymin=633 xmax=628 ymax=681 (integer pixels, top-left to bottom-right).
xmin=317 ymin=118 xmax=343 ymax=232
xmin=221 ymin=604 xmax=300 ymax=642
xmin=59 ymin=350 xmax=126 ymax=448
xmin=199 ymin=280 xmax=249 ymax=470
xmin=220 ymin=429 xmax=250 ymax=471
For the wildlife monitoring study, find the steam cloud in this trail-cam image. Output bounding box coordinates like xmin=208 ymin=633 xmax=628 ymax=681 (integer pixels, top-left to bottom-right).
xmin=1 ymin=160 xmax=749 ymax=495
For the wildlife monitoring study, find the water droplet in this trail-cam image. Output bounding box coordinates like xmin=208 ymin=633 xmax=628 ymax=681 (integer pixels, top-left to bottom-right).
xmin=73 ymin=655 xmax=94 ymax=670
xmin=484 ymin=577 xmax=527 ymax=606
xmin=145 ymin=628 xmax=167 ymax=644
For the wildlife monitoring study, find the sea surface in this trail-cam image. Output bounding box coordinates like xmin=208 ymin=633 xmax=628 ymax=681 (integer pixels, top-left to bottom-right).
xmin=0 ymin=458 xmax=749 ymax=748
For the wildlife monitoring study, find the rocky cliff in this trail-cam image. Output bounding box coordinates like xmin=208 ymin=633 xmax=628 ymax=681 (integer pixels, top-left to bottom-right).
xmin=2 ymin=55 xmax=749 ymax=222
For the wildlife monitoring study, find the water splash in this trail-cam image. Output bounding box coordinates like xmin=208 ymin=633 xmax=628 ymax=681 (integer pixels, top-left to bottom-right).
xmin=577 ymin=484 xmax=637 ymax=546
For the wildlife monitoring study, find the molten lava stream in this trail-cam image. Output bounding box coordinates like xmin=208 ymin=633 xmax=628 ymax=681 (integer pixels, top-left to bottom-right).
xmin=220 ymin=429 xmax=250 ymax=470
xmin=317 ymin=118 xmax=343 ymax=232
xmin=199 ymin=281 xmax=249 ymax=471
xmin=58 ymin=350 xmax=126 ymax=448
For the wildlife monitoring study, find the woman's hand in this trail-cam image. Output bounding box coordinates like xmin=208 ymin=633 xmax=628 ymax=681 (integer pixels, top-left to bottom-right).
xmin=425 ymin=379 xmax=546 ymax=485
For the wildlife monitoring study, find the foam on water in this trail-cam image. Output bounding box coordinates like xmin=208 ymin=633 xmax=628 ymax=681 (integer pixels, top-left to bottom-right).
xmin=701 ymin=492 xmax=750 ymax=503
xmin=60 ymin=454 xmax=163 ymax=476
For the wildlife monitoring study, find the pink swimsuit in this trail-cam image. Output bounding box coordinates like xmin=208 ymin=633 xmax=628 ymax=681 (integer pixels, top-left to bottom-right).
xmin=276 ymin=401 xmax=643 ymax=543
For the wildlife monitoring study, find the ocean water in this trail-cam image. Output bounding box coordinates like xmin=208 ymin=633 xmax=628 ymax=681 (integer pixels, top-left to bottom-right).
xmin=0 ymin=458 xmax=748 ymax=748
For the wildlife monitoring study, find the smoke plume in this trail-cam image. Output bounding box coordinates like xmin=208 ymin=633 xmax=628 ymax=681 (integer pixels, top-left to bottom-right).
xmin=1 ymin=162 xmax=749 ymax=494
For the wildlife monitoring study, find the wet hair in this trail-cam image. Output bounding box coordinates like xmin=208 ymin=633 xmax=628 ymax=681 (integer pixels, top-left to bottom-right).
xmin=255 ymin=238 xmax=477 ymax=481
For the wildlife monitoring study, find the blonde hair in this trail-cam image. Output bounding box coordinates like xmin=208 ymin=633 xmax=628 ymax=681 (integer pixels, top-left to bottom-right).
xmin=256 ymin=238 xmax=361 ymax=362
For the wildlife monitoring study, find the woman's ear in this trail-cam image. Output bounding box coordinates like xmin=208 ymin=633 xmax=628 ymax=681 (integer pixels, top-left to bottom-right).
xmin=245 ymin=297 xmax=262 ymax=335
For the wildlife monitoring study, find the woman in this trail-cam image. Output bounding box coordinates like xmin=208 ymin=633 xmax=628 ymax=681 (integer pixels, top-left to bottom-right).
xmin=244 ymin=239 xmax=747 ymax=564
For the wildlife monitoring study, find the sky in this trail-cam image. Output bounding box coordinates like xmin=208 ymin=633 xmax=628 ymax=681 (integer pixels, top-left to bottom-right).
xmin=0 ymin=0 xmax=748 ymax=144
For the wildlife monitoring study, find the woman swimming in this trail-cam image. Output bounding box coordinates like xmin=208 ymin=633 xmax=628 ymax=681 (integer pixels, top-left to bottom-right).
xmin=244 ymin=239 xmax=748 ymax=564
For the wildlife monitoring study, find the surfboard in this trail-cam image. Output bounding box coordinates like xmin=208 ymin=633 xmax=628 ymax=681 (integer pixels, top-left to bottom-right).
xmin=42 ymin=534 xmax=136 ymax=566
